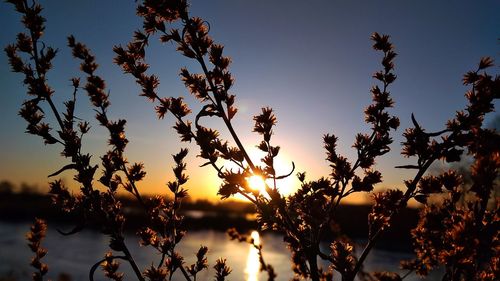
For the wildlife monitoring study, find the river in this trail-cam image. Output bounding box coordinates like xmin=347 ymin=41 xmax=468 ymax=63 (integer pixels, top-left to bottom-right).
xmin=0 ymin=221 xmax=440 ymax=280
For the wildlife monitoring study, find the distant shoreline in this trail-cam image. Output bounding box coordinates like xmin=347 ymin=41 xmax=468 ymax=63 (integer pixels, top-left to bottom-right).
xmin=0 ymin=191 xmax=419 ymax=251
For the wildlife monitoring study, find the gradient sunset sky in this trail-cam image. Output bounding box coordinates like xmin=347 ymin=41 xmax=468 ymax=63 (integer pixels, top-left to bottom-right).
xmin=1 ymin=0 xmax=499 ymax=202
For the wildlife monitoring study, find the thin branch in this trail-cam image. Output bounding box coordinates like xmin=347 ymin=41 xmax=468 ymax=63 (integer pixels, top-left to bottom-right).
xmin=121 ymin=243 xmax=146 ymax=281
xmin=89 ymin=255 xmax=128 ymax=281
xmin=352 ymin=155 xmax=436 ymax=279
xmin=122 ymin=165 xmax=147 ymax=208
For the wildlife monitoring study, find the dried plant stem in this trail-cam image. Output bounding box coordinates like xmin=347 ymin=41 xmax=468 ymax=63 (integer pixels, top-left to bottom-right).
xmin=179 ymin=265 xmax=192 ymax=281
xmin=27 ymin=15 xmax=64 ymax=132
xmin=24 ymin=10 xmax=146 ymax=280
xmin=307 ymin=252 xmax=320 ymax=281
xmin=121 ymin=243 xmax=146 ymax=281
xmin=193 ymin=47 xmax=256 ymax=171
xmin=45 ymin=97 xmax=65 ymax=131
xmin=184 ymin=20 xmax=303 ymax=244
xmin=122 ymin=166 xmax=147 ymax=208
xmin=352 ymin=156 xmax=436 ymax=280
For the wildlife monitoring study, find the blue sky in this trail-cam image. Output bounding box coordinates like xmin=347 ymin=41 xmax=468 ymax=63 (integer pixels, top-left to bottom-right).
xmin=1 ymin=0 xmax=498 ymax=201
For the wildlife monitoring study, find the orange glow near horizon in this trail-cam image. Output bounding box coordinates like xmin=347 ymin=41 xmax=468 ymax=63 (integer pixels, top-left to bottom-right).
xmin=14 ymin=141 xmax=375 ymax=206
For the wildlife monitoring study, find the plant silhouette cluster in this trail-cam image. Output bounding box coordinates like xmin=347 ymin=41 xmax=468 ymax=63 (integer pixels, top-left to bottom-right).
xmin=26 ymin=218 xmax=49 ymax=281
xmin=5 ymin=0 xmax=499 ymax=281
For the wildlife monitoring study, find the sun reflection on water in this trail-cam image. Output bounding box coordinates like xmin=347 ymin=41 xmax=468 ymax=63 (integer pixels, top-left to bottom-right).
xmin=245 ymin=231 xmax=261 ymax=281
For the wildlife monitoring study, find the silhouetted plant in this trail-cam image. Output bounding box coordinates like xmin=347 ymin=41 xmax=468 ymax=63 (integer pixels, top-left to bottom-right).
xmin=27 ymin=218 xmax=49 ymax=281
xmin=5 ymin=0 xmax=499 ymax=281
xmin=6 ymin=1 xmax=212 ymax=280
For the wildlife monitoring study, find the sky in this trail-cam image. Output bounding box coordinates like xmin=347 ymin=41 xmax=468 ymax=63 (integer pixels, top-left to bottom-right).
xmin=0 ymin=0 xmax=499 ymax=203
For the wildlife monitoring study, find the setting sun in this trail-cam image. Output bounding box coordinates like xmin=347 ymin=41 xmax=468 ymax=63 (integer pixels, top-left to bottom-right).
xmin=245 ymin=147 xmax=298 ymax=196
xmin=247 ymin=175 xmax=266 ymax=193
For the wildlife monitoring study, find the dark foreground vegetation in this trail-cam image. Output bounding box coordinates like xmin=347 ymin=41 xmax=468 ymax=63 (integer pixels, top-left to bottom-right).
xmin=4 ymin=0 xmax=499 ymax=280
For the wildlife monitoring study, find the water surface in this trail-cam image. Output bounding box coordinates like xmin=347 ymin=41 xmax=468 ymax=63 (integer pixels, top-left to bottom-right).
xmin=0 ymin=221 xmax=439 ymax=280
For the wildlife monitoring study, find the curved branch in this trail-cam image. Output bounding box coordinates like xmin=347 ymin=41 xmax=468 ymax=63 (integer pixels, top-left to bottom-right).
xmin=273 ymin=161 xmax=295 ymax=180
xmin=56 ymin=222 xmax=85 ymax=236
xmin=89 ymin=255 xmax=128 ymax=281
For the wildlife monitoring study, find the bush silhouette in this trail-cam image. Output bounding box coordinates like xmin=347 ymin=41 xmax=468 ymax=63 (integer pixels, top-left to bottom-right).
xmin=5 ymin=0 xmax=499 ymax=280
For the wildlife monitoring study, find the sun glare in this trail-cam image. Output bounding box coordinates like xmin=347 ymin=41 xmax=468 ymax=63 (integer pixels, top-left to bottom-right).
xmin=232 ymin=147 xmax=298 ymax=201
xmin=245 ymin=231 xmax=261 ymax=281
xmin=247 ymin=175 xmax=266 ymax=193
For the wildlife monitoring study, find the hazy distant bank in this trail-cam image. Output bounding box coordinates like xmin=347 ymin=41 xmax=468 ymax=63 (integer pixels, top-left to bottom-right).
xmin=0 ymin=189 xmax=419 ymax=251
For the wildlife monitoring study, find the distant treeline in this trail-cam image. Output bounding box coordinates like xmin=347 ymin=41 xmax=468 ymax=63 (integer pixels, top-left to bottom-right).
xmin=0 ymin=183 xmax=419 ymax=251
xmin=0 ymin=180 xmax=42 ymax=194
